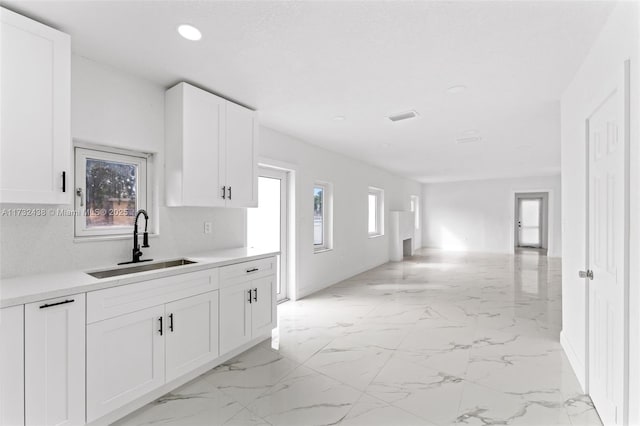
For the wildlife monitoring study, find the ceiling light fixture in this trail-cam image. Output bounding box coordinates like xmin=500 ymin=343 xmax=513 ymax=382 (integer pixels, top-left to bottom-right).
xmin=177 ymin=24 xmax=202 ymax=41
xmin=333 ymin=116 xmax=346 ymax=121
xmin=447 ymin=85 xmax=467 ymax=94
xmin=387 ymin=110 xmax=419 ymax=122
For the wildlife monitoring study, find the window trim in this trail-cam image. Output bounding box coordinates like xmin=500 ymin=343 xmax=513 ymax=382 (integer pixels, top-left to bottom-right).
xmin=74 ymin=146 xmax=150 ymax=238
xmin=368 ymin=186 xmax=384 ymax=238
xmin=313 ymin=182 xmax=333 ymax=252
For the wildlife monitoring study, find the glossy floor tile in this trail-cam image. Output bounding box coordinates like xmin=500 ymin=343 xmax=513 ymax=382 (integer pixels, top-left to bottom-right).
xmin=115 ymin=249 xmax=601 ymax=426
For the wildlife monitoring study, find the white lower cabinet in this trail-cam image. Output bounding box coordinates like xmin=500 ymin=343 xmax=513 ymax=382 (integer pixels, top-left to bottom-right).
xmin=4 ymin=255 xmax=276 ymax=426
xmin=219 ymin=270 xmax=276 ymax=356
xmin=25 ymin=294 xmax=85 ymax=426
xmin=87 ymin=304 xmax=165 ymax=423
xmin=219 ymin=283 xmax=252 ymax=354
xmin=0 ymin=305 xmax=24 ymax=426
xmin=251 ymin=276 xmax=276 ymax=337
xmin=165 ymin=291 xmax=219 ymax=382
xmin=86 ymin=290 xmax=220 ymax=423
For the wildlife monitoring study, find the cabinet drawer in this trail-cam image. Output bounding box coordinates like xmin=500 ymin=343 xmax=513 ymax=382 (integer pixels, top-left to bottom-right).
xmin=87 ymin=268 xmax=219 ymax=323
xmin=219 ymin=256 xmax=276 ymax=286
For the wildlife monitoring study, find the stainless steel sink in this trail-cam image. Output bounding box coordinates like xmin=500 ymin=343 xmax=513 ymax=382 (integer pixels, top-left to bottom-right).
xmin=87 ymin=259 xmax=197 ymax=279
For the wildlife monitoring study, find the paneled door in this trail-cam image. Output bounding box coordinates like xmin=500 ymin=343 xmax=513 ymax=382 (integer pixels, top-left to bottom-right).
xmin=165 ymin=291 xmax=219 ymax=382
xmin=0 ymin=305 xmax=24 ymax=426
xmin=251 ymin=276 xmax=276 ymax=337
xmin=25 ymin=295 xmax=85 ymax=426
xmin=86 ymin=305 xmax=165 ymax=423
xmin=586 ymin=60 xmax=628 ymax=426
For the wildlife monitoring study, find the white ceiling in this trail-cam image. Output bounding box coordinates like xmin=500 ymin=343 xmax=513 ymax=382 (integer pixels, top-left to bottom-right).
xmin=5 ymin=0 xmax=614 ymax=182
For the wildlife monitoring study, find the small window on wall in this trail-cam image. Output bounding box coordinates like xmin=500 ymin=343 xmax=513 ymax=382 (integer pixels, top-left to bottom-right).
xmin=410 ymin=195 xmax=420 ymax=230
xmin=314 ymin=182 xmax=332 ymax=252
xmin=75 ymin=147 xmax=150 ymax=238
xmin=368 ymin=186 xmax=384 ymax=237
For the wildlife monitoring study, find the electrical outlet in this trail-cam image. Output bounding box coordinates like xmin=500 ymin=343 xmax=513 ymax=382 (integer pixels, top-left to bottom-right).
xmin=204 ymin=221 xmax=212 ymax=234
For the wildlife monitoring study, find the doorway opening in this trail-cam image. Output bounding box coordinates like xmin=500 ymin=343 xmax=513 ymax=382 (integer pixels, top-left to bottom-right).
xmin=514 ymin=192 xmax=549 ymax=255
xmin=247 ymin=166 xmax=290 ymax=303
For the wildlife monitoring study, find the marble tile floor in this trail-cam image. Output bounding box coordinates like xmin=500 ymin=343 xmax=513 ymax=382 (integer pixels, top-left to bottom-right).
xmin=114 ymin=249 xmax=602 ymax=426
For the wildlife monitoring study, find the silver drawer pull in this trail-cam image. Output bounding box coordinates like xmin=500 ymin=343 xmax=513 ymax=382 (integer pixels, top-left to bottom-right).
xmin=40 ymin=299 xmax=75 ymax=309
xmin=246 ymin=267 xmax=259 ymax=273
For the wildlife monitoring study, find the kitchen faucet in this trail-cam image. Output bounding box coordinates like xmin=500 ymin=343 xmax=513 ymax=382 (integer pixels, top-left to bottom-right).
xmin=118 ymin=209 xmax=152 ymax=265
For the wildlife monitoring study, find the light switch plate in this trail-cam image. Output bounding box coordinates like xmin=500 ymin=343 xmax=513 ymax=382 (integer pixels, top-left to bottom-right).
xmin=204 ymin=222 xmax=212 ymax=234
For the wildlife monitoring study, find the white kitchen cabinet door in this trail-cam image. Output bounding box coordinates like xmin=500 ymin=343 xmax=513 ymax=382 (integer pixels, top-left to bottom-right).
xmin=25 ymin=295 xmax=85 ymax=426
xmin=225 ymin=101 xmax=258 ymax=208
xmin=219 ymin=283 xmax=252 ymax=355
xmin=87 ymin=305 xmax=165 ymax=423
xmin=0 ymin=305 xmax=24 ymax=426
xmin=0 ymin=7 xmax=70 ymax=204
xmin=165 ymin=82 xmax=226 ymax=207
xmin=251 ymin=276 xmax=276 ymax=337
xmin=165 ymin=291 xmax=219 ymax=382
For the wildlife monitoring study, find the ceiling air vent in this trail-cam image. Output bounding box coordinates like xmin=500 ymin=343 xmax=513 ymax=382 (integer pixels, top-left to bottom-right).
xmin=387 ymin=110 xmax=419 ymax=122
xmin=456 ymin=136 xmax=482 ymax=144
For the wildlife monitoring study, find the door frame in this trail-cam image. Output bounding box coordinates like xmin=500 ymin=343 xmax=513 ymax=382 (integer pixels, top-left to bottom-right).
xmin=509 ymin=188 xmax=556 ymax=256
xmin=248 ymin=158 xmax=297 ymax=302
xmin=583 ymin=59 xmax=631 ymax=425
xmin=256 ymin=166 xmax=289 ymax=302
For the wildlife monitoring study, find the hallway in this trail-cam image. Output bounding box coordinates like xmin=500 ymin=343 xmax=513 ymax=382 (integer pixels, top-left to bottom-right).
xmin=116 ymin=250 xmax=601 ymax=426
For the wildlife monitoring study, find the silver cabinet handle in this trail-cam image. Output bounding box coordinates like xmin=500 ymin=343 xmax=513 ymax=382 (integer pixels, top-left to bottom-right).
xmin=578 ymin=270 xmax=594 ymax=280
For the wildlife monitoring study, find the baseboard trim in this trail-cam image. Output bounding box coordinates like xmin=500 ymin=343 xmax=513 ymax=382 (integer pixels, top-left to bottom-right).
xmin=561 ymin=330 xmax=586 ymax=392
xmin=296 ymin=259 xmax=388 ymax=300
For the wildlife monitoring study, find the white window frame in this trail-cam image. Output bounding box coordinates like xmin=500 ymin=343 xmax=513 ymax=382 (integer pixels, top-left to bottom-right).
xmin=410 ymin=195 xmax=420 ymax=231
xmin=74 ymin=146 xmax=149 ymax=238
xmin=368 ymin=186 xmax=384 ymax=237
xmin=313 ymin=182 xmax=333 ymax=252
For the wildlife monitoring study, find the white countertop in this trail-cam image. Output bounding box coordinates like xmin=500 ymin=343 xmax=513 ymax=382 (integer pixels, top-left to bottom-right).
xmin=0 ymin=247 xmax=279 ymax=308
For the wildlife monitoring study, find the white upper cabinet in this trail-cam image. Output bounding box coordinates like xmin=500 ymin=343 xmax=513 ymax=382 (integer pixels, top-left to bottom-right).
xmin=0 ymin=7 xmax=71 ymax=204
xmin=165 ymin=82 xmax=258 ymax=208
xmin=225 ymin=101 xmax=258 ymax=208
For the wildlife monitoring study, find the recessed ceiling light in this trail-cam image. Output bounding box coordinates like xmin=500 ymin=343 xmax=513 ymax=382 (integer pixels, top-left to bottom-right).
xmin=177 ymin=24 xmax=202 ymax=41
xmin=447 ymin=85 xmax=467 ymax=94
xmin=382 ymin=143 xmax=391 ymax=148
xmin=333 ymin=116 xmax=346 ymax=121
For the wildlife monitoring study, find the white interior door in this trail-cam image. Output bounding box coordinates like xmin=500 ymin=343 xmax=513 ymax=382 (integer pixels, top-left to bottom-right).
xmin=517 ymin=197 xmax=542 ymax=248
xmin=586 ymin=62 xmax=627 ymax=426
xmin=247 ymin=167 xmax=288 ymax=302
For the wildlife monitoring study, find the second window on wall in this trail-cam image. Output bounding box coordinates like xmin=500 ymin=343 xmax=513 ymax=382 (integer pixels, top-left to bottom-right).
xmin=314 ymin=182 xmax=332 ymax=252
xmin=368 ymin=186 xmax=384 ymax=237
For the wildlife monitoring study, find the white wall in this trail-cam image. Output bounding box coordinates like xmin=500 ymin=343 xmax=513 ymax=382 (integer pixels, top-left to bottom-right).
xmin=0 ymin=55 xmax=422 ymax=302
xmin=258 ymin=127 xmax=421 ymax=299
xmin=421 ymin=175 xmax=562 ymax=257
xmin=560 ymin=2 xmax=640 ymax=423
